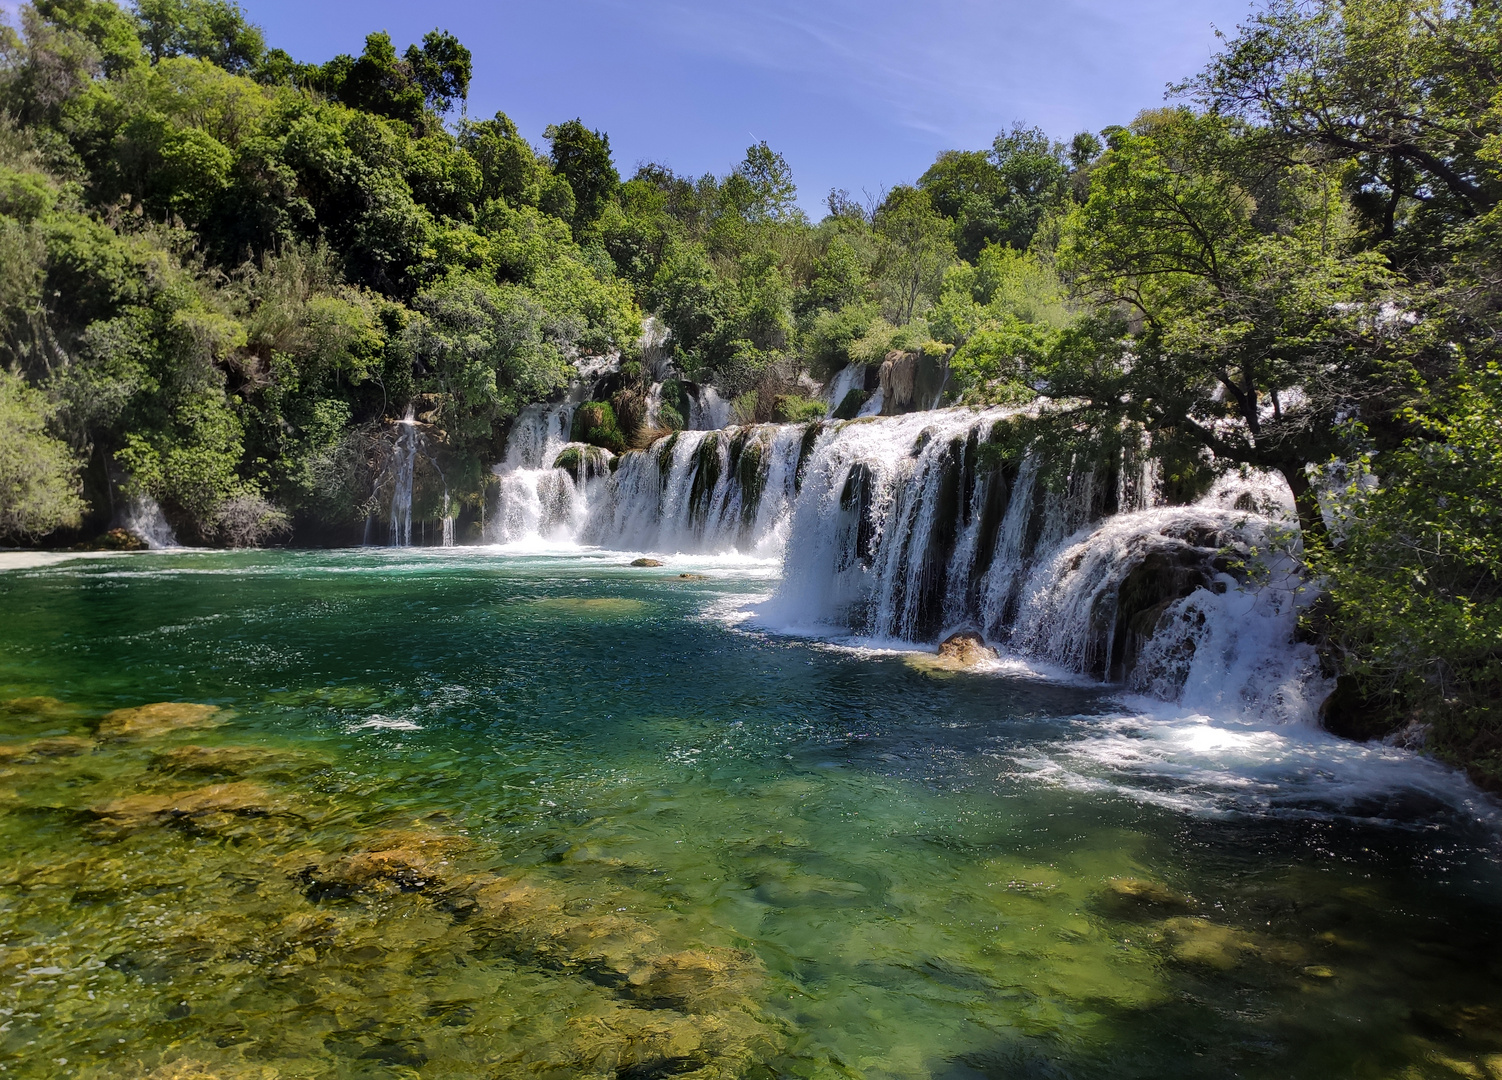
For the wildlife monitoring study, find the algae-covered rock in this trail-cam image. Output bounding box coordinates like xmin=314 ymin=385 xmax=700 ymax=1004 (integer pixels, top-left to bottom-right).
xmin=98 ymin=702 xmax=223 ymax=739
xmin=938 ymin=632 xmax=997 ymax=667
xmin=1 ymin=696 xmax=78 ymax=720
xmin=150 ymin=744 xmax=310 ymax=777
xmin=92 ymin=781 xmax=280 ymax=829
xmin=625 ymin=947 xmax=764 ymax=1011
xmin=310 ymin=830 xmax=470 ymax=894
xmin=1160 ymin=917 xmax=1260 ymax=970
xmin=907 ymin=632 xmax=998 ymax=675
xmin=631 ymin=557 xmax=663 ymax=567
xmin=0 ymin=735 xmax=91 ymax=762
xmin=1102 ymin=876 xmax=1194 ymax=914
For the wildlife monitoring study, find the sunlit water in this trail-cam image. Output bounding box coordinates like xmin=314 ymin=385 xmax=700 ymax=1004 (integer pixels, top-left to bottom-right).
xmin=2 ymin=549 xmax=1501 ymax=1080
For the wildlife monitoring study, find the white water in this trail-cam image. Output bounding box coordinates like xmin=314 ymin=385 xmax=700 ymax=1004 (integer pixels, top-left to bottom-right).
xmin=474 ymin=398 xmax=1487 ymax=818
xmin=118 ymin=495 xmax=178 ymax=548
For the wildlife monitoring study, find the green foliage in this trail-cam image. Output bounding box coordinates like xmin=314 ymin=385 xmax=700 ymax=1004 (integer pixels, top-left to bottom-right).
xmin=0 ymin=369 xmax=84 ymax=538
xmin=772 ymin=393 xmax=825 ymax=423
xmin=570 ymin=399 xmax=624 ymax=453
xmin=1314 ymin=364 xmax=1502 ymax=779
xmin=545 ymin=118 xmax=618 ymax=231
xmin=135 ymin=0 xmax=264 ymax=73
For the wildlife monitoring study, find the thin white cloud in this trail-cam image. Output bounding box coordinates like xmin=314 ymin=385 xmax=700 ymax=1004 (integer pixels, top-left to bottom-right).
xmin=600 ymin=0 xmax=1245 ymax=145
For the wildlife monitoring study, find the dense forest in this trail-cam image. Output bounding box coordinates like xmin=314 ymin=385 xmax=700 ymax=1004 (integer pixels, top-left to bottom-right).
xmin=0 ymin=0 xmax=1497 ymax=778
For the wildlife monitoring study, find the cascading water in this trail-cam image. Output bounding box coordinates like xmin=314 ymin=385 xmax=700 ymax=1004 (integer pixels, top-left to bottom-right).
xmin=495 ymin=405 xmax=1320 ymax=720
xmin=117 ymin=494 xmax=179 ymax=549
xmin=389 ymin=412 xmax=419 ymax=548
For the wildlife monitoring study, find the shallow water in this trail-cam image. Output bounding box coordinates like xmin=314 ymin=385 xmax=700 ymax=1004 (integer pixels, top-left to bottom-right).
xmin=2 ymin=549 xmax=1501 ymax=1080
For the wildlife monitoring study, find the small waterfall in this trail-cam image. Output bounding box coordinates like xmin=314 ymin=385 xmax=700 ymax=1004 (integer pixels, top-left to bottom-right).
xmin=389 ymin=412 xmax=419 ymax=547
xmin=688 ymin=386 xmax=732 ymax=431
xmin=118 ymin=495 xmax=178 ymax=549
xmin=365 ymin=407 xmax=449 ymax=547
xmin=824 ymin=365 xmax=866 ymax=416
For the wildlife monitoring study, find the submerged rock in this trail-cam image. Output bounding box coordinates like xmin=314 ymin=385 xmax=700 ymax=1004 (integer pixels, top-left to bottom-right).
xmin=0 ymin=736 xmax=92 ymax=763
xmin=630 ymin=557 xmax=664 ymax=567
xmin=1101 ymin=876 xmax=1194 ymax=914
xmin=625 ymin=948 xmax=764 ymax=1011
xmin=678 ymin=573 xmax=708 ymax=581
xmin=1 ymin=696 xmax=78 ymax=720
xmin=98 ymin=702 xmax=223 ymax=739
xmin=310 ymin=830 xmax=470 ymax=894
xmin=91 ymin=781 xmax=280 ymax=829
xmin=150 ymin=744 xmax=311 ymax=777
xmin=1160 ymin=917 xmax=1261 ymax=970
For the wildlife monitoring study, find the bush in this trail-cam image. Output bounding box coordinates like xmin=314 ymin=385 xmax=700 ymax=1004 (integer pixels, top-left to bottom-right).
xmin=772 ymin=394 xmax=826 ymax=423
xmin=0 ymin=371 xmax=85 ymax=540
xmin=570 ymin=400 xmax=626 ymax=453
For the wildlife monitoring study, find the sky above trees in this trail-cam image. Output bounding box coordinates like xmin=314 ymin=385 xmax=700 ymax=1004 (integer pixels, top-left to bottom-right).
xmin=157 ymin=0 xmax=1252 ymax=214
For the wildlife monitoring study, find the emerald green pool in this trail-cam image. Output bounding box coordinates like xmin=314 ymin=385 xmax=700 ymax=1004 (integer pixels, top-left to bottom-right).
xmin=1 ymin=550 xmax=1500 ymax=1080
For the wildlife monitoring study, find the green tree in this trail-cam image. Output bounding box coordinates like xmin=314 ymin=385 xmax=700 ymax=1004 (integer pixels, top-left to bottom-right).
xmin=0 ymin=368 xmax=84 ymax=538
xmin=134 ymin=0 xmax=264 ymax=73
xmin=873 ymin=186 xmax=956 ymax=325
xmin=545 ymin=118 xmax=618 ymax=231
xmin=1054 ymin=109 xmax=1406 ymax=534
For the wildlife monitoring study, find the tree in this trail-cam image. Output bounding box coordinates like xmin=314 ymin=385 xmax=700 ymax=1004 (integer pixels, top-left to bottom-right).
xmin=403 ymin=29 xmax=470 ymax=115
xmin=873 ymin=186 xmax=956 ymax=325
xmin=0 ymin=369 xmax=84 ymax=539
xmin=134 ymin=0 xmax=264 ymax=73
xmin=545 ymin=119 xmax=618 ymax=231
xmin=1054 ymin=109 xmax=1407 ymax=534
xmin=730 ymin=141 xmax=798 ymax=224
xmin=919 ymin=123 xmax=1073 ymax=258
xmin=1188 ymin=0 xmax=1502 ymax=248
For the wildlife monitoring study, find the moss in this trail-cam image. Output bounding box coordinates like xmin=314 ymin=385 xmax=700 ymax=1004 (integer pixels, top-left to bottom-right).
xmin=553 ymin=444 xmax=613 ymax=481
xmin=570 ymin=401 xmax=626 ymax=454
xmin=734 ymin=434 xmax=767 ymax=527
xmin=831 ymin=388 xmax=866 ymax=420
xmin=772 ymin=395 xmax=827 ymax=423
xmin=688 ymin=435 xmax=723 ymax=525
xmin=795 ymin=422 xmax=823 ymax=493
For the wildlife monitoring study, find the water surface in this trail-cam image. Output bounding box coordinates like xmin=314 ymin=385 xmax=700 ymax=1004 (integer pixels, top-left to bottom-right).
xmin=1 ymin=550 xmax=1499 ymax=1080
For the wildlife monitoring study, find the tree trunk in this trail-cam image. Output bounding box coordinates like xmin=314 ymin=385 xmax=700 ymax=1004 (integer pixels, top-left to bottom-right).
xmin=1280 ymin=464 xmax=1325 ymax=544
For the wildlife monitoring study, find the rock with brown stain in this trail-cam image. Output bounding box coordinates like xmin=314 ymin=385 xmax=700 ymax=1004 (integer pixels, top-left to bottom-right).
xmin=630 ymin=557 xmax=663 ymax=567
xmin=1 ymin=696 xmax=77 ymax=720
xmin=98 ymin=702 xmax=223 ymax=739
xmin=1101 ymin=876 xmax=1194 ymax=914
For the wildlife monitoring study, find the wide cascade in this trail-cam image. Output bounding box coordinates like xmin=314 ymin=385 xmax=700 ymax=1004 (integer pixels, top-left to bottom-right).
xmin=495 ymin=402 xmax=1318 ymax=718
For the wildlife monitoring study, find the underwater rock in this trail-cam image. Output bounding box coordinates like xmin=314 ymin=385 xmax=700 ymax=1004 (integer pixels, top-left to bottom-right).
xmin=625 ymin=948 xmax=764 ymax=1011
xmin=0 ymin=735 xmax=92 ymax=762
xmin=631 ymin=558 xmax=664 ymax=567
xmin=678 ymin=573 xmax=708 ymax=581
xmin=135 ymin=1059 xmax=277 ymax=1080
xmin=1101 ymin=876 xmax=1194 ymax=914
xmin=309 ymin=830 xmax=471 ymax=894
xmin=2 ymin=695 xmax=72 ymax=717
xmin=98 ymin=702 xmax=223 ymax=739
xmin=1160 ymin=917 xmax=1261 ymax=970
xmin=91 ymin=781 xmax=280 ymax=829
xmin=150 ymin=744 xmax=310 ymax=776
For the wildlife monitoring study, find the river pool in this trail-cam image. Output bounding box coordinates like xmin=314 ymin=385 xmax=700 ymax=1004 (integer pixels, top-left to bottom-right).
xmin=0 ymin=549 xmax=1499 ymax=1080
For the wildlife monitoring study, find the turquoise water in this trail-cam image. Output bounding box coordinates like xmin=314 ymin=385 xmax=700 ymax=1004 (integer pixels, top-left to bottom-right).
xmin=1 ymin=550 xmax=1501 ymax=1080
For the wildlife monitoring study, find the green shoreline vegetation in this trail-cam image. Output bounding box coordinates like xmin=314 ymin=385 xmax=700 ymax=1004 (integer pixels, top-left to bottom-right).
xmin=0 ymin=2 xmax=1498 ymax=769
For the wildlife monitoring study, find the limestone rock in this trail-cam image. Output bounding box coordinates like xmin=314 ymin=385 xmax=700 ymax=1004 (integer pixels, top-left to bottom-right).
xmin=630 ymin=557 xmax=663 ymax=567
xmin=625 ymin=947 xmax=764 ymax=1011
xmin=151 ymin=744 xmax=308 ymax=776
xmin=937 ymin=632 xmax=998 ymax=667
xmin=1102 ymin=876 xmax=1194 ymax=913
xmin=98 ymin=702 xmax=223 ymax=739
xmin=878 ymin=350 xmax=949 ymax=415
xmin=310 ymin=830 xmax=470 ymax=893
xmin=678 ymin=572 xmax=708 ymax=581
xmin=1161 ymin=917 xmax=1260 ymax=970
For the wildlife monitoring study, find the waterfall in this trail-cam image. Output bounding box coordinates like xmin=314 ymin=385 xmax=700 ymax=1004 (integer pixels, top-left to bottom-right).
xmin=389 ymin=411 xmax=419 ymax=547
xmin=487 ymin=403 xmax=1317 ymax=719
xmin=687 ymin=386 xmax=732 ymax=431
xmin=118 ymin=495 xmax=178 ymax=549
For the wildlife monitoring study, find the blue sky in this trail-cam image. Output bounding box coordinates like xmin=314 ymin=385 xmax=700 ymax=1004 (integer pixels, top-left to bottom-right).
xmin=9 ymin=0 xmax=1258 ymax=213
